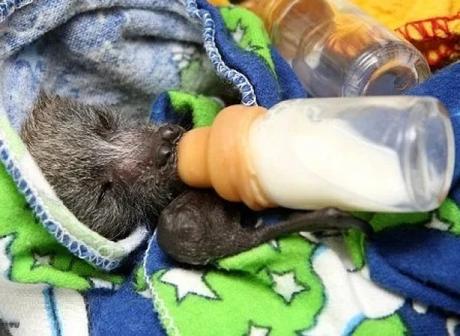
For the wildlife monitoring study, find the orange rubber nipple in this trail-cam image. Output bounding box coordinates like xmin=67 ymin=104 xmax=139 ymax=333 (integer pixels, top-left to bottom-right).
xmin=177 ymin=105 xmax=274 ymax=210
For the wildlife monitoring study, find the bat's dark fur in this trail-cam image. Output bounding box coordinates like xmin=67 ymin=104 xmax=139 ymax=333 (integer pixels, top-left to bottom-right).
xmin=20 ymin=95 xmax=185 ymax=240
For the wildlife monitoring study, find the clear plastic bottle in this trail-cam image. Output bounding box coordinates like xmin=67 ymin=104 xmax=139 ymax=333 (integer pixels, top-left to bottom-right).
xmin=177 ymin=97 xmax=454 ymax=212
xmin=243 ymin=0 xmax=431 ymax=97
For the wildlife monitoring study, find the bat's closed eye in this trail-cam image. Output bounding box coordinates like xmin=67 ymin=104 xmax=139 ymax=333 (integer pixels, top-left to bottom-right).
xmin=96 ymin=181 xmax=113 ymax=206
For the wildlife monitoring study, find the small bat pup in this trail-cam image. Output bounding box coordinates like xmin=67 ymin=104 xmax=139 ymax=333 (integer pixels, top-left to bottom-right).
xmin=20 ymin=94 xmax=370 ymax=265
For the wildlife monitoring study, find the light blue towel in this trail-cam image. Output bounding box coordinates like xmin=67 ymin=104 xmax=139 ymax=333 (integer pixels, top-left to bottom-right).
xmin=1 ymin=0 xmax=220 ymax=130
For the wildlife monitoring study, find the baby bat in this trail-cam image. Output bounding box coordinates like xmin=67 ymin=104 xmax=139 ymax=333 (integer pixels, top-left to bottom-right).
xmin=20 ymin=95 xmax=370 ymax=265
xmin=21 ymin=94 xmax=184 ymax=240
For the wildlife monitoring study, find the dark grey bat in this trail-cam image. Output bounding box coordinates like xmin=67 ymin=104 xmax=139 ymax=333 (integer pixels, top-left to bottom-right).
xmin=21 ymin=94 xmax=184 ymax=240
xmin=20 ymin=95 xmax=370 ymax=265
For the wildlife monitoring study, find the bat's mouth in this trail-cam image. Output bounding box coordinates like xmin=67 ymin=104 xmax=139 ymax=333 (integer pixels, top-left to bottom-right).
xmin=154 ymin=124 xmax=187 ymax=200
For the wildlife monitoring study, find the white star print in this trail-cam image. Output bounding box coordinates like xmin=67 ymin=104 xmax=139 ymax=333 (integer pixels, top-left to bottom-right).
xmin=447 ymin=317 xmax=460 ymax=336
xmin=425 ymin=216 xmax=450 ymax=231
xmin=231 ymin=24 xmax=245 ymax=44
xmin=269 ymin=239 xmax=279 ymax=250
xmin=33 ymin=253 xmax=51 ymax=267
xmin=137 ymin=288 xmax=152 ymax=299
xmin=299 ymin=231 xmax=320 ymax=243
xmin=0 ymin=235 xmax=13 ymax=276
xmin=271 ymin=271 xmax=306 ymax=303
xmin=160 ymin=268 xmax=218 ymax=301
xmin=248 ymin=325 xmax=270 ymax=336
xmin=412 ymin=300 xmax=428 ymax=314
xmin=89 ymin=278 xmax=119 ymax=291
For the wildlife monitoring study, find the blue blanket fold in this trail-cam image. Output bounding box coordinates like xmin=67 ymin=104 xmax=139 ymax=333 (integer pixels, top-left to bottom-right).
xmin=2 ymin=0 xmax=220 ymax=130
xmin=361 ymin=62 xmax=460 ymax=317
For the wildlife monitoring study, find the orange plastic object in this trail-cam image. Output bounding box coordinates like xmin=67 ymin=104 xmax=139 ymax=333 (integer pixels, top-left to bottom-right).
xmin=208 ymin=0 xmax=230 ymax=5
xmin=242 ymin=0 xmax=334 ymax=60
xmin=177 ymin=105 xmax=274 ymax=210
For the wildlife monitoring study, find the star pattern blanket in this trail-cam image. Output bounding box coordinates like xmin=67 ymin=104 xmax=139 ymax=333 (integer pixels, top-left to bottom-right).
xmin=1 ymin=0 xmax=460 ymax=335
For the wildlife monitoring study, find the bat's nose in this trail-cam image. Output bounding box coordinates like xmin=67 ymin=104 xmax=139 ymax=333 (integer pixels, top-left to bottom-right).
xmin=156 ymin=143 xmax=173 ymax=168
xmin=159 ymin=124 xmax=183 ymax=143
xmin=156 ymin=124 xmax=184 ymax=168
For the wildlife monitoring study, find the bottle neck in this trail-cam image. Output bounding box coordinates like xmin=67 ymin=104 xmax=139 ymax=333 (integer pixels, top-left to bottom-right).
xmin=243 ymin=0 xmax=292 ymax=32
xmin=243 ymin=0 xmax=337 ymax=61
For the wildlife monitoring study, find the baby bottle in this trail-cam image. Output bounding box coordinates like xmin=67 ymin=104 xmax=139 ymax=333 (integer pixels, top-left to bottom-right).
xmin=242 ymin=0 xmax=431 ymax=97
xmin=177 ymin=97 xmax=454 ymax=212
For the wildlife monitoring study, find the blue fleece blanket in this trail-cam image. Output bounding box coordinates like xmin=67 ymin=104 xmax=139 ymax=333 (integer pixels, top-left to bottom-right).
xmin=1 ymin=0 xmax=460 ymax=335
